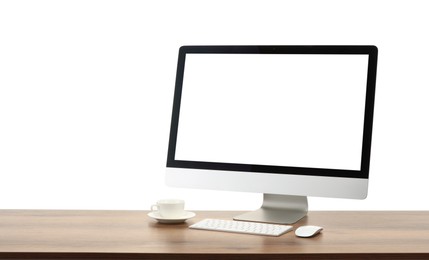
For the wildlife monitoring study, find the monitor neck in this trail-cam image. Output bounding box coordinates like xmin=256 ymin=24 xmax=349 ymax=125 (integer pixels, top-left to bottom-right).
xmin=234 ymin=194 xmax=308 ymax=224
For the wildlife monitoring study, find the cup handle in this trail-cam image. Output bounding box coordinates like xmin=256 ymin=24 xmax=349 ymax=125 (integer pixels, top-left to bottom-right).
xmin=151 ymin=204 xmax=158 ymax=212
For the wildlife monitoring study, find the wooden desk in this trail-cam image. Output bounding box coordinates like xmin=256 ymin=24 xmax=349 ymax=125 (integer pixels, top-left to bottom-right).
xmin=0 ymin=210 xmax=428 ymax=259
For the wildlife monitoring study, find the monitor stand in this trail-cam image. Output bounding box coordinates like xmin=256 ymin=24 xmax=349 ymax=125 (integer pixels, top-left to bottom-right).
xmin=233 ymin=194 xmax=308 ymax=224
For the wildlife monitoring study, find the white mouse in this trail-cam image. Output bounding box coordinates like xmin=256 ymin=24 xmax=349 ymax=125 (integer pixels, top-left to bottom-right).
xmin=295 ymin=225 xmax=323 ymax=238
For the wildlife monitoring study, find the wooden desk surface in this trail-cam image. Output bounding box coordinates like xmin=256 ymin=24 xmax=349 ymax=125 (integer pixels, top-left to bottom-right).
xmin=0 ymin=210 xmax=428 ymax=259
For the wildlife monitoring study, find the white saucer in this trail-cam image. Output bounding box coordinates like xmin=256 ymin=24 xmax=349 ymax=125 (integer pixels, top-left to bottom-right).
xmin=148 ymin=211 xmax=196 ymax=224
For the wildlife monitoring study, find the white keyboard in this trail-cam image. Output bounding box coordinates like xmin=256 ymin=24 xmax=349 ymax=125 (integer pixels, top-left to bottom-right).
xmin=189 ymin=218 xmax=293 ymax=237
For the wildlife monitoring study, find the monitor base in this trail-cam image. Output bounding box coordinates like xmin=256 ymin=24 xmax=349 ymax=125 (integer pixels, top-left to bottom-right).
xmin=234 ymin=194 xmax=308 ymax=224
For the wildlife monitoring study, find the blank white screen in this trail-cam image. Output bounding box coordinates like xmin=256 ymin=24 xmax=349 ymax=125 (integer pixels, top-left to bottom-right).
xmin=175 ymin=54 xmax=368 ymax=171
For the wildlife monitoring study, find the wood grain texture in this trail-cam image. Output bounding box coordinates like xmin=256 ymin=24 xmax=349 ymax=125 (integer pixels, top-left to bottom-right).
xmin=0 ymin=210 xmax=428 ymax=259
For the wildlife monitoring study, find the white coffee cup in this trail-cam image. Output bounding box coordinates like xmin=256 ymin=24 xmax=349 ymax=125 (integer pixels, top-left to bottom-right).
xmin=151 ymin=199 xmax=185 ymax=218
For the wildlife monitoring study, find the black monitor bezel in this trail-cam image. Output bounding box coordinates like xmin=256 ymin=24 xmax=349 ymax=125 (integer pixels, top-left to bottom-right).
xmin=167 ymin=45 xmax=378 ymax=179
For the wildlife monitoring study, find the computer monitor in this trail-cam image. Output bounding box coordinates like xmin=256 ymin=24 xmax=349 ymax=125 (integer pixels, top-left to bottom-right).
xmin=166 ymin=45 xmax=378 ymax=224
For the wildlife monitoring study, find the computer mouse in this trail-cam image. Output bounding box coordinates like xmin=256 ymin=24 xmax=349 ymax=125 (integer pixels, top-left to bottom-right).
xmin=295 ymin=225 xmax=323 ymax=238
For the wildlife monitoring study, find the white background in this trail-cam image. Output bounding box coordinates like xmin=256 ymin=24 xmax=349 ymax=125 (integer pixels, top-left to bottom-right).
xmin=0 ymin=0 xmax=428 ymax=211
